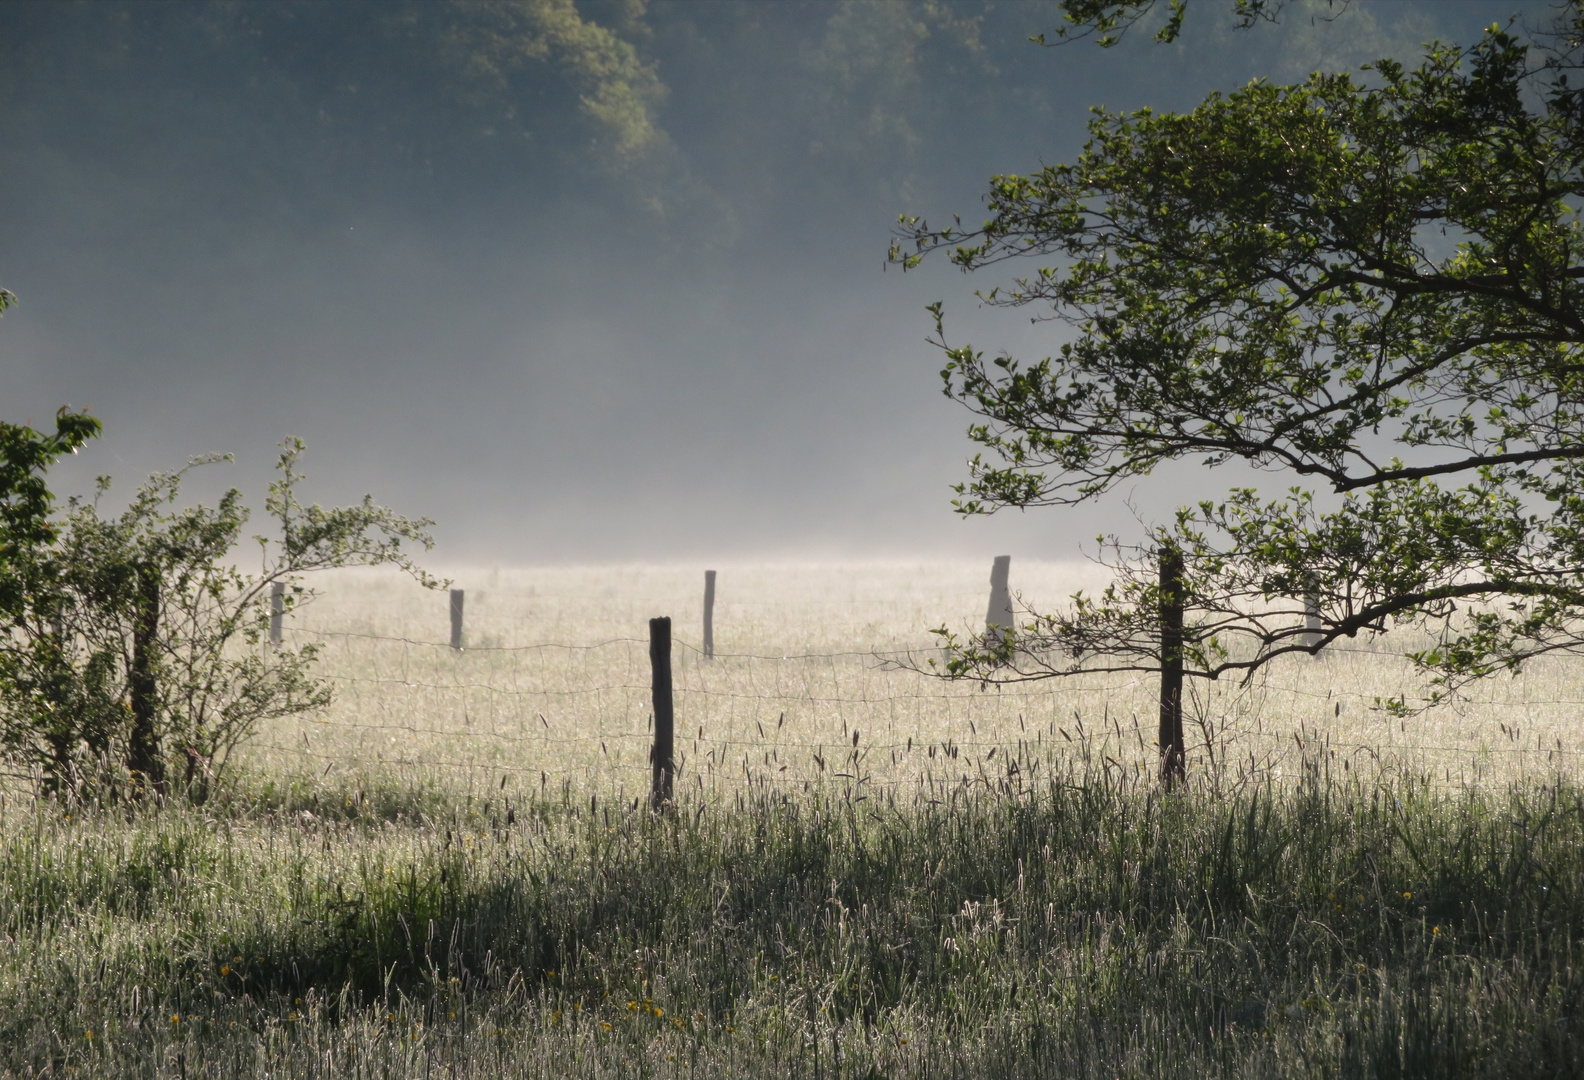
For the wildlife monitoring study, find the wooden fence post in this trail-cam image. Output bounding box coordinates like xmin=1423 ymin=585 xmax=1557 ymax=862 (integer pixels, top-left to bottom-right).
xmin=128 ymin=563 xmax=165 ymax=796
xmin=269 ymin=581 xmax=285 ymax=646
xmin=1158 ymin=545 xmax=1185 ymax=789
xmin=649 ymin=616 xmax=674 ymax=809
xmin=986 ymin=555 xmax=1013 ymax=646
xmin=450 ymin=588 xmax=465 ymax=651
xmin=703 ymin=570 xmax=716 ymax=659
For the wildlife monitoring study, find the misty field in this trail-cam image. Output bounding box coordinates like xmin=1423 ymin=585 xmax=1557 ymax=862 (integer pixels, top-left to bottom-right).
xmin=264 ymin=562 xmax=1584 ymax=796
xmin=7 ymin=562 xmax=1584 ymax=1078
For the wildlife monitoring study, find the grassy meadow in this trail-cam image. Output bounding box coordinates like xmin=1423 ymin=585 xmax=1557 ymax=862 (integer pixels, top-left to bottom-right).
xmin=6 ymin=562 xmax=1584 ymax=1077
xmin=265 ymin=563 xmax=1584 ymax=796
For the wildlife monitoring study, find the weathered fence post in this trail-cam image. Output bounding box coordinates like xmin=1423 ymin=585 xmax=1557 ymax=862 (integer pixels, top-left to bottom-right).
xmin=703 ymin=570 xmax=716 ymax=659
xmin=986 ymin=555 xmax=1013 ymax=646
xmin=649 ymin=616 xmax=674 ymax=809
xmin=1303 ymin=590 xmax=1322 ymax=652
xmin=450 ymin=588 xmax=465 ymax=651
xmin=269 ymin=581 xmax=285 ymax=646
xmin=128 ymin=563 xmax=165 ymax=796
xmin=1158 ymin=545 xmax=1186 ymax=789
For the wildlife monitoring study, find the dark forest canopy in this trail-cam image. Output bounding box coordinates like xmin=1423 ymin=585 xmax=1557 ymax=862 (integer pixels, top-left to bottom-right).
xmin=0 ymin=1 xmax=667 ymax=200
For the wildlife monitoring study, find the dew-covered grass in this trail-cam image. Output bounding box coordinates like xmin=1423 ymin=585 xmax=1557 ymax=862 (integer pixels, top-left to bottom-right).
xmin=9 ymin=562 xmax=1584 ymax=1077
xmin=8 ymin=762 xmax=1584 ymax=1077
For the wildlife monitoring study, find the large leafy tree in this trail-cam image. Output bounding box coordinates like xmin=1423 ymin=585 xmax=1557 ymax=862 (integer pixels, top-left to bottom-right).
xmin=892 ymin=7 xmax=1584 ymax=706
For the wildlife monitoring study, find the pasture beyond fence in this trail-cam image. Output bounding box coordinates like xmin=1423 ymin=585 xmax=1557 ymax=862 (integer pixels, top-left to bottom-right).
xmin=250 ymin=562 xmax=1584 ymax=804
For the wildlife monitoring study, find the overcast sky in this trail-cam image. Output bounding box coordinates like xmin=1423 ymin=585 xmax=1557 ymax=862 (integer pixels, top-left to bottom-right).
xmin=0 ymin=0 xmax=1522 ymax=565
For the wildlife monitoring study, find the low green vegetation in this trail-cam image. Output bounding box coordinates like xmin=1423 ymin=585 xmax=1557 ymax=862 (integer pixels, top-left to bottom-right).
xmin=5 ymin=759 xmax=1584 ymax=1078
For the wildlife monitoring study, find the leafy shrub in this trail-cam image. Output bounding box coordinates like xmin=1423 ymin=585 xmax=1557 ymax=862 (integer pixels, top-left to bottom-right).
xmin=0 ymin=438 xmax=441 ymax=801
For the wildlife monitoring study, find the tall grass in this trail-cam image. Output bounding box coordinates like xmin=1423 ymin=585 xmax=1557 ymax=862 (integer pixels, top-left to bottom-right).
xmin=6 ymin=758 xmax=1584 ymax=1077
xmin=9 ymin=562 xmax=1584 ymax=1076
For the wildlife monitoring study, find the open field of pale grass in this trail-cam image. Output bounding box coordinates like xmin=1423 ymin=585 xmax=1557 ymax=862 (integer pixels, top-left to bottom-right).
xmin=10 ymin=562 xmax=1584 ymax=1078
xmin=259 ymin=561 xmax=1584 ymax=799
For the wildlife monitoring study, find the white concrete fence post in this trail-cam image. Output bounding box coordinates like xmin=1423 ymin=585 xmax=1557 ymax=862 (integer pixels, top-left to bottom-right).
xmin=269 ymin=581 xmax=285 ymax=645
xmin=1303 ymin=590 xmax=1322 ymax=652
xmin=986 ymin=555 xmax=1014 ymax=646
